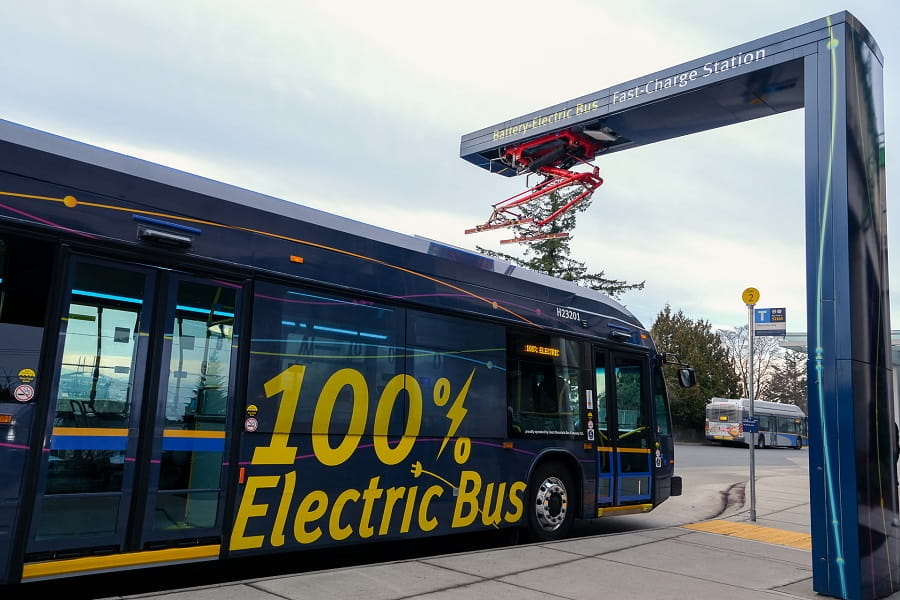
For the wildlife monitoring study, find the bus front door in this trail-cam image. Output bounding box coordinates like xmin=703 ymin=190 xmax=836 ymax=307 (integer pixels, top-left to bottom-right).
xmin=594 ymin=349 xmax=653 ymax=511
xmin=24 ymin=255 xmax=240 ymax=575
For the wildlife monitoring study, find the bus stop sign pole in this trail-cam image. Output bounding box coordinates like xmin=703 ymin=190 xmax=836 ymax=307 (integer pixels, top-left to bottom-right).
xmin=742 ymin=287 xmax=759 ymax=522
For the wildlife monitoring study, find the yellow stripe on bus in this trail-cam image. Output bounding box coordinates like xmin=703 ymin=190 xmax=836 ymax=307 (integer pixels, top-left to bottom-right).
xmin=163 ymin=429 xmax=226 ymax=438
xmin=50 ymin=428 xmax=227 ymax=438
xmin=51 ymin=427 xmax=128 ymax=437
xmin=597 ymin=503 xmax=653 ymax=517
xmin=596 ymin=447 xmax=651 ymax=454
xmin=22 ymin=544 xmax=221 ymax=580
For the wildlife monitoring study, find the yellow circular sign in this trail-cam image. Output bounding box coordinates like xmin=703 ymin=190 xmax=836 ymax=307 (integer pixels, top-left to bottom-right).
xmin=742 ymin=287 xmax=760 ymax=305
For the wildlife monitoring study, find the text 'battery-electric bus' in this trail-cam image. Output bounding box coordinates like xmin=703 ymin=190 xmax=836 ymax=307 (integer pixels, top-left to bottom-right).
xmin=705 ymin=397 xmax=806 ymax=449
xmin=0 ymin=119 xmax=696 ymax=585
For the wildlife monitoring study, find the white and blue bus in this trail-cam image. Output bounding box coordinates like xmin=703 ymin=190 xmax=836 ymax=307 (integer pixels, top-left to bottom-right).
xmin=705 ymin=397 xmax=806 ymax=449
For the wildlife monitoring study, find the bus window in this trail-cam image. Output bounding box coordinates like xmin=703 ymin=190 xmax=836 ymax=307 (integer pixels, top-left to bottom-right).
xmin=508 ymin=332 xmax=583 ymax=437
xmin=248 ymin=281 xmax=406 ymax=435
xmin=778 ymin=416 xmax=797 ymax=435
xmin=407 ymin=310 xmax=506 ymax=438
xmin=0 ymin=236 xmax=53 ymax=404
xmin=652 ymin=368 xmax=671 ymax=436
xmin=614 ymin=357 xmax=648 ymax=449
xmin=596 ymin=360 xmax=608 ymax=444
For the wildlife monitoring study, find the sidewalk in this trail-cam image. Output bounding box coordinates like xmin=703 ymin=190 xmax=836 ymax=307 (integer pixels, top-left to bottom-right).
xmin=103 ymin=466 xmax=896 ymax=600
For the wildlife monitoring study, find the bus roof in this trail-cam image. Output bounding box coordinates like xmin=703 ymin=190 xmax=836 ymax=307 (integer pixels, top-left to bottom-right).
xmin=708 ymin=397 xmax=805 ymax=417
xmin=0 ymin=118 xmax=648 ymax=344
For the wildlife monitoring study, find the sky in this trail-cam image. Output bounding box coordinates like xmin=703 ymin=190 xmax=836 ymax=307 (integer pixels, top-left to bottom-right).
xmin=1 ymin=1 xmax=898 ymax=334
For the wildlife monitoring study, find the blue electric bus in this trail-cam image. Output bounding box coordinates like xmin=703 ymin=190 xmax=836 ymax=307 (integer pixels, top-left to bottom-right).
xmin=0 ymin=118 xmax=694 ymax=585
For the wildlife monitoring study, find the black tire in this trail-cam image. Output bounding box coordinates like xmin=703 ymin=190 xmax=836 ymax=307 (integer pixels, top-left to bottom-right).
xmin=525 ymin=461 xmax=575 ymax=542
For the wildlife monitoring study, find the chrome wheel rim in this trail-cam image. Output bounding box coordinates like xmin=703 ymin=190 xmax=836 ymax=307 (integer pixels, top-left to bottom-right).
xmin=534 ymin=476 xmax=568 ymax=531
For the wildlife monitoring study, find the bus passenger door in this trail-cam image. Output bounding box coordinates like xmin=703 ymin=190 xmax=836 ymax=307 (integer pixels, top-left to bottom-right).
xmin=27 ymin=258 xmax=154 ymax=563
xmin=137 ymin=273 xmax=239 ymax=548
xmin=594 ymin=348 xmax=652 ymax=509
xmin=25 ymin=256 xmax=239 ymax=568
xmin=610 ymin=354 xmax=652 ymax=505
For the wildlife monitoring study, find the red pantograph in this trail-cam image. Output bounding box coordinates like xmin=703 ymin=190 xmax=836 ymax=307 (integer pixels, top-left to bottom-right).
xmin=465 ymin=129 xmax=604 ymax=243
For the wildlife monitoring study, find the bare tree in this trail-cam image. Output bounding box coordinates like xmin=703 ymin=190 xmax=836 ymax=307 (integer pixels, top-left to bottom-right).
xmin=718 ymin=325 xmax=785 ymax=400
xmin=769 ymin=348 xmax=808 ymax=412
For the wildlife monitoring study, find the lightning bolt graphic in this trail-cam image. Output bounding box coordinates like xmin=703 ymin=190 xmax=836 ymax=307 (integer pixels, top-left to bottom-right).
xmin=437 ymin=369 xmax=474 ymax=459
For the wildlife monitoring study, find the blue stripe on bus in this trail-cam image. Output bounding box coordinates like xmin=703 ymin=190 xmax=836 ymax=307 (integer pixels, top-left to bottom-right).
xmin=162 ymin=437 xmax=226 ymax=452
xmin=72 ymin=289 xmax=142 ymax=305
xmin=51 ymin=435 xmax=128 ymax=450
xmin=176 ymin=304 xmax=234 ymax=318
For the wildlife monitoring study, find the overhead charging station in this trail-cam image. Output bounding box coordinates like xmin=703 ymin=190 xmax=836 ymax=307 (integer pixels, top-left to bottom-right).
xmin=460 ymin=12 xmax=894 ymax=600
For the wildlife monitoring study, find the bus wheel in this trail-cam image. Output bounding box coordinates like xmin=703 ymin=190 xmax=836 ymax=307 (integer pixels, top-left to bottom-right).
xmin=526 ymin=461 xmax=575 ymax=542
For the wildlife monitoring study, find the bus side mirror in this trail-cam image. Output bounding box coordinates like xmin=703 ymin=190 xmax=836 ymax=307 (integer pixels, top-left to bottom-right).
xmin=677 ymin=368 xmax=697 ymax=388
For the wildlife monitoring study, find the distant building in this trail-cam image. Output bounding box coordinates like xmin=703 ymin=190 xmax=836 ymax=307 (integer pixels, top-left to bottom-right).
xmin=779 ymin=330 xmax=900 ymax=415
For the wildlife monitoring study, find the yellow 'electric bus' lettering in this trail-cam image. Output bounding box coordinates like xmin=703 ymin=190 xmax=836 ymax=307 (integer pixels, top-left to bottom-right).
xmin=329 ymin=488 xmax=361 ymax=540
xmin=379 ymin=486 xmax=407 ymax=535
xmin=271 ymin=470 xmax=296 ymax=546
xmin=293 ymin=489 xmax=328 ymax=544
xmin=451 ymin=470 xmax=481 ymax=528
xmin=505 ymin=481 xmax=527 ymax=523
xmin=231 ymin=475 xmax=281 ymax=550
xmin=400 ymin=486 xmax=418 ymax=533
xmin=418 ymin=485 xmax=443 ymax=532
xmin=481 ymin=481 xmax=506 ymax=526
xmin=359 ymin=476 xmax=384 ymax=538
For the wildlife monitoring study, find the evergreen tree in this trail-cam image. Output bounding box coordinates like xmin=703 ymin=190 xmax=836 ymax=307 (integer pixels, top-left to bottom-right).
xmin=650 ymin=305 xmax=742 ymax=431
xmin=476 ymin=189 xmax=644 ymax=299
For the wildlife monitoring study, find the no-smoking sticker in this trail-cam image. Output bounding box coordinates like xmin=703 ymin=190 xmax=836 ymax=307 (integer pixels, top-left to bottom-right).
xmin=244 ymin=417 xmax=259 ymax=432
xmin=14 ymin=384 xmax=34 ymax=402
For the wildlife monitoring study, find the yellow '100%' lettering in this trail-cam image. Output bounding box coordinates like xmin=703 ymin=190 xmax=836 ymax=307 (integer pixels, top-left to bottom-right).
xmin=231 ymin=471 xmax=526 ymax=550
xmin=251 ymin=365 xmax=471 ymax=468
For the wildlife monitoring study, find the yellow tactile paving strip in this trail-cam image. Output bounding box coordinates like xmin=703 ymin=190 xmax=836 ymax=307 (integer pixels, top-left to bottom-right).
xmin=682 ymin=519 xmax=812 ymax=550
